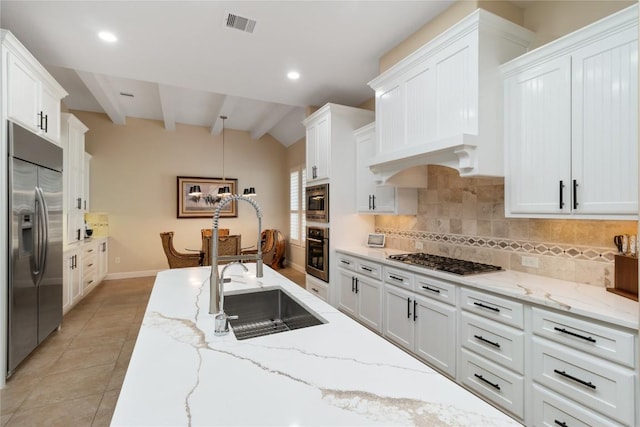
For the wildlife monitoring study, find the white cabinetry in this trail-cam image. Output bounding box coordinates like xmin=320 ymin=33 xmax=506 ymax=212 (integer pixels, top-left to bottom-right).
xmin=531 ymin=307 xmax=637 ymax=426
xmin=63 ymin=247 xmax=82 ymax=314
xmin=336 ymin=254 xmax=383 ymax=332
xmin=2 ymin=30 xmax=67 ymax=144
xmin=503 ymin=5 xmax=638 ymax=219
xmin=302 ymin=104 xmax=375 ymax=308
xmin=458 ymin=288 xmax=525 ymax=420
xmin=305 ymin=111 xmax=330 ymax=182
xmin=82 ymin=241 xmax=99 ymax=295
xmin=367 ymin=10 xmax=532 ymax=180
xmin=383 ymin=268 xmax=457 ymax=379
xmin=355 ymin=123 xmax=417 ymax=214
xmin=96 ymin=238 xmax=108 ymax=283
xmin=61 ymin=113 xmax=89 ymax=244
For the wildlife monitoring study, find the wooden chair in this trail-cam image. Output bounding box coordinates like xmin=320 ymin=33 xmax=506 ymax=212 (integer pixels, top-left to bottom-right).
xmin=160 ymin=232 xmax=203 ymax=268
xmin=200 ymin=230 xmax=240 ymax=265
xmin=241 ymin=229 xmax=286 ymax=270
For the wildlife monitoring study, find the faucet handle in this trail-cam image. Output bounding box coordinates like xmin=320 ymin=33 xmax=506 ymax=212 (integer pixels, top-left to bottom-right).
xmin=214 ymin=312 xmax=238 ymax=336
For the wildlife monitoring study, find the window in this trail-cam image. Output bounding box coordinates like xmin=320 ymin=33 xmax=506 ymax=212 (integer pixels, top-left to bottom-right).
xmin=290 ymin=165 xmax=306 ymax=245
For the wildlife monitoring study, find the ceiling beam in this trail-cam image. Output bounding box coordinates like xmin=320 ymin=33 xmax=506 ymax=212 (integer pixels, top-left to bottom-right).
xmin=75 ymin=70 xmax=126 ymax=125
xmin=250 ymin=105 xmax=294 ymax=140
xmin=210 ymin=96 xmax=240 ymax=135
xmin=157 ymin=84 xmax=176 ymax=131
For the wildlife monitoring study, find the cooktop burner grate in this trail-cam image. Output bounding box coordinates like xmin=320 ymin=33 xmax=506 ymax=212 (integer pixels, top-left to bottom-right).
xmin=387 ymin=253 xmax=502 ymax=275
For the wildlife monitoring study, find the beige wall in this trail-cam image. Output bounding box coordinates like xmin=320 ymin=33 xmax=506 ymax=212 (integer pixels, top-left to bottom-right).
xmin=523 ymin=0 xmax=636 ymax=49
xmin=75 ymin=111 xmax=288 ymax=276
xmin=286 ymin=137 xmax=306 ymax=272
xmin=379 ymin=0 xmax=633 ymax=73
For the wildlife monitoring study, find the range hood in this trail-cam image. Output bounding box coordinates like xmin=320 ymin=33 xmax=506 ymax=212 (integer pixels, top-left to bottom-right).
xmin=366 ymin=8 xmax=534 ymax=184
xmin=368 ymin=134 xmax=484 ymax=183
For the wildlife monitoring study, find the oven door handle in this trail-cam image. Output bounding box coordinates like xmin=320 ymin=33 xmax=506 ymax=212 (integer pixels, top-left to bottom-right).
xmin=307 ymin=237 xmax=325 ymax=243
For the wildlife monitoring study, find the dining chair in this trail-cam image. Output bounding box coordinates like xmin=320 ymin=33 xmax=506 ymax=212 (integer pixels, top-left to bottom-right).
xmin=160 ymin=231 xmax=202 ymax=268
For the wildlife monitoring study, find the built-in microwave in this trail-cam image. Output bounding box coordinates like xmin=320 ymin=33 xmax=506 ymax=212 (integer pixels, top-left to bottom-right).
xmin=305 ymin=184 xmax=328 ymax=222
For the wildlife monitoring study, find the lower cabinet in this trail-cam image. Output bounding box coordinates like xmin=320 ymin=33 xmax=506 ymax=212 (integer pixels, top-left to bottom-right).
xmin=458 ymin=288 xmax=525 ymax=420
xmin=62 ymin=238 xmax=108 ymax=314
xmin=337 ymin=254 xmax=383 ymax=333
xmin=334 ymin=250 xmax=639 ymax=425
xmin=382 ymin=269 xmax=457 ymax=379
xmin=63 ymin=247 xmax=81 ymax=314
xmin=531 ymin=307 xmax=637 ymax=426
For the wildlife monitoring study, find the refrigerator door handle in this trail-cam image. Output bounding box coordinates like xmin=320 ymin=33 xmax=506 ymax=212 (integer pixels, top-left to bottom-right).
xmin=33 ymin=186 xmax=49 ymax=285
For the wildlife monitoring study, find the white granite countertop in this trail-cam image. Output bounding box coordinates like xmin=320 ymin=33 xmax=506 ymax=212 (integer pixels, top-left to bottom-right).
xmin=337 ymin=246 xmax=639 ymax=330
xmin=111 ymin=265 xmax=519 ymax=426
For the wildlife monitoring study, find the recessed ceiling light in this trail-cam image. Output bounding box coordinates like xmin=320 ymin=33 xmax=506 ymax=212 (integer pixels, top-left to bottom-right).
xmin=98 ymin=31 xmax=117 ymax=43
xmin=287 ymin=71 xmax=300 ymax=80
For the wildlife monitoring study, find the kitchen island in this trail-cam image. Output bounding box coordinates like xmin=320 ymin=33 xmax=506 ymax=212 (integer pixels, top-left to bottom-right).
xmin=111 ymin=265 xmax=519 ymax=426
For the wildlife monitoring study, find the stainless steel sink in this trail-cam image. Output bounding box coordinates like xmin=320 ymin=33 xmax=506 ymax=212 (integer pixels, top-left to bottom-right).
xmin=224 ymin=288 xmax=325 ymax=340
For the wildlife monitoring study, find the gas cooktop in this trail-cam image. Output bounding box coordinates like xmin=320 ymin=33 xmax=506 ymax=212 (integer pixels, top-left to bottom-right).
xmin=387 ymin=253 xmax=502 ymax=276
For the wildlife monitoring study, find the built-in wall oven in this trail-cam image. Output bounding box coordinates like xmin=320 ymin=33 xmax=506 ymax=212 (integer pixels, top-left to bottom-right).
xmin=305 ymin=184 xmax=328 ymax=222
xmin=305 ymin=226 xmax=329 ymax=282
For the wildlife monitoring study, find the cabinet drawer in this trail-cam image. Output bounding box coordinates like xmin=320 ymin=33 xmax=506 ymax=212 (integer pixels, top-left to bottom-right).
xmin=336 ymin=254 xmax=357 ymax=272
xmin=460 ymin=311 xmax=524 ymax=374
xmin=532 ymin=338 xmax=635 ymax=425
xmin=356 ymin=260 xmax=382 ymax=280
xmin=306 ymin=282 xmax=328 ymax=302
xmin=83 ymin=243 xmax=98 ymax=257
xmin=83 ymin=254 xmax=97 ymax=271
xmin=460 ymin=288 xmax=523 ymax=329
xmin=533 ymin=384 xmax=624 ymax=427
xmin=460 ymin=348 xmax=524 ymax=419
xmin=532 ymin=307 xmax=636 ymax=368
xmin=384 ymin=267 xmax=413 ymax=291
xmin=414 ymin=274 xmax=456 ymax=306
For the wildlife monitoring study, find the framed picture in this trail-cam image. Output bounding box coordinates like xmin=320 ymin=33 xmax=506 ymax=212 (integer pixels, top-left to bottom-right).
xmin=177 ymin=176 xmax=238 ymax=218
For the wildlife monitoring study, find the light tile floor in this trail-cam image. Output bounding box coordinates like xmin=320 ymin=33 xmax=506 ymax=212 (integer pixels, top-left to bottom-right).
xmin=1 ymin=267 xmax=306 ymax=426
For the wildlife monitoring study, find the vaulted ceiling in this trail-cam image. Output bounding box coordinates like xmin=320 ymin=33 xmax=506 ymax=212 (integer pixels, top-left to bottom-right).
xmin=1 ymin=1 xmax=455 ymax=145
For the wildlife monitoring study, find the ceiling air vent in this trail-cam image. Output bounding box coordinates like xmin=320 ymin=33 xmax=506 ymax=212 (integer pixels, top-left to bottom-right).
xmin=224 ymin=12 xmax=256 ymax=34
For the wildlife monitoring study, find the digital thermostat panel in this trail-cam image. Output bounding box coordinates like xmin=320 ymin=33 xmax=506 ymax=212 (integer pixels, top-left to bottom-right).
xmin=367 ymin=233 xmax=386 ymax=248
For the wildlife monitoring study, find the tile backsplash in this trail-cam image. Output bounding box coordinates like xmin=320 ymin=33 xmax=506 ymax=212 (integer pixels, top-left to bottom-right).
xmin=375 ymin=165 xmax=637 ymax=288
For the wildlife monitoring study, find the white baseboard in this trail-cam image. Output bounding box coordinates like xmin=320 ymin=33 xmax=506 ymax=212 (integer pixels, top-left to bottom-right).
xmin=104 ymin=270 xmax=161 ymax=280
xmin=285 ymin=261 xmax=305 ymax=273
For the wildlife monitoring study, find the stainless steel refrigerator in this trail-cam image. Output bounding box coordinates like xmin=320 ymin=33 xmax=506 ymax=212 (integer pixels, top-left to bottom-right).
xmin=7 ymin=121 xmax=63 ymax=375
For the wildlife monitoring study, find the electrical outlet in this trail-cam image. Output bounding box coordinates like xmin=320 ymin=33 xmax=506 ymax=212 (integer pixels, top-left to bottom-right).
xmin=115 ymin=257 xmax=121 ymax=264
xmin=521 ymin=256 xmax=539 ymax=268
xmin=415 ymin=241 xmax=424 ymax=250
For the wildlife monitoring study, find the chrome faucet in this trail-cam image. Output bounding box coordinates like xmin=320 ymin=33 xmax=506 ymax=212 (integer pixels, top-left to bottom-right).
xmin=213 ymin=261 xmax=247 ymax=335
xmin=209 ymin=195 xmax=263 ymax=319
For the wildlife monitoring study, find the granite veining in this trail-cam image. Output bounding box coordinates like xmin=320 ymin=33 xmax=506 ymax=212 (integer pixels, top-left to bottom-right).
xmin=111 ymin=266 xmax=518 ymax=427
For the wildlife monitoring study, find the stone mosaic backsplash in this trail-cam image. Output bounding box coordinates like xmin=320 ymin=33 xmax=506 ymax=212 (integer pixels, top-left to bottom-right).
xmin=375 ymin=165 xmax=637 ymax=288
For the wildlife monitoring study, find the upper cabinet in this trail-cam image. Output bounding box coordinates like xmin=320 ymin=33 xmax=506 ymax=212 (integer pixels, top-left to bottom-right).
xmin=367 ymin=10 xmax=533 ymax=182
xmin=502 ymin=5 xmax=638 ymax=219
xmin=1 ymin=30 xmax=67 ymax=144
xmin=355 ymin=123 xmax=417 ymax=215
xmin=305 ymin=111 xmax=330 ymax=182
xmin=61 ymin=113 xmax=89 ymax=244
xmin=303 ymin=103 xmax=374 ymax=185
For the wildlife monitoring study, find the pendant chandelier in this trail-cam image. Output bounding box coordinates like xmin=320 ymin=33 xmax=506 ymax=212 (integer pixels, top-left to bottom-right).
xmin=188 ymin=115 xmax=256 ymax=199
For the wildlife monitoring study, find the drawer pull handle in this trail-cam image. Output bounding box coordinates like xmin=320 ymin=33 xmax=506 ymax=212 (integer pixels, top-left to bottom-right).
xmin=340 ymin=260 xmax=351 ymax=265
xmin=553 ymin=327 xmax=596 ymax=343
xmin=422 ymin=285 xmax=440 ymax=294
xmin=311 ymin=287 xmax=319 ymax=293
xmin=554 ymin=420 xmax=568 ymax=427
xmin=474 ymin=334 xmax=501 ymax=348
xmin=351 ymin=277 xmax=355 ymax=293
xmin=407 ymin=297 xmax=412 ymax=319
xmin=474 ymin=373 xmax=500 ymax=390
xmin=473 ymin=301 xmax=500 ymax=312
xmin=413 ymin=300 xmax=417 ymax=321
xmin=389 ymin=274 xmax=404 ymax=282
xmin=553 ymin=369 xmax=596 ymax=389
xmin=361 ymin=266 xmax=373 ymax=272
